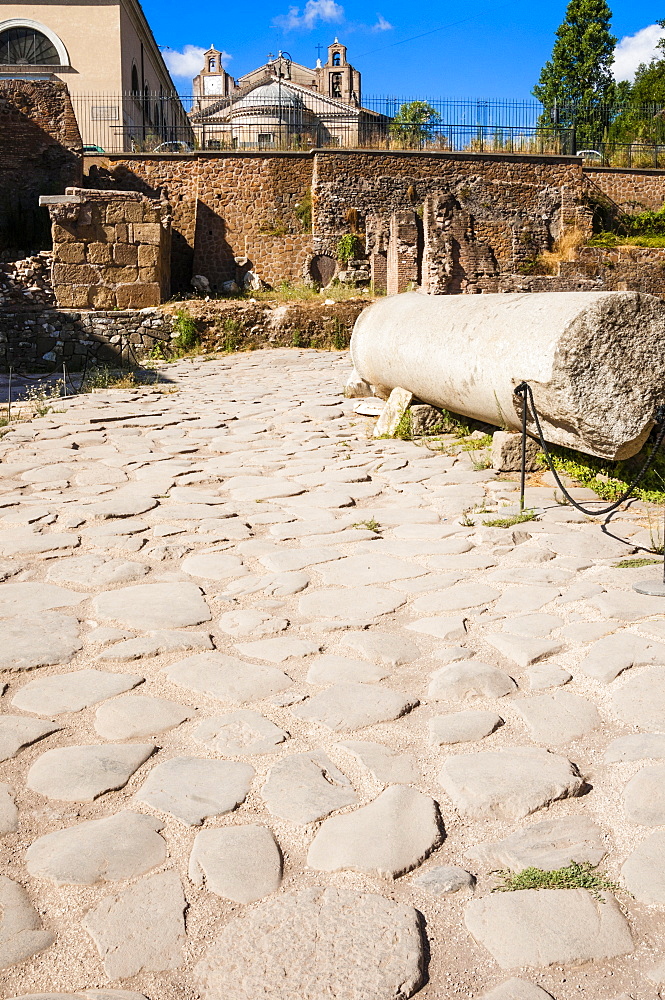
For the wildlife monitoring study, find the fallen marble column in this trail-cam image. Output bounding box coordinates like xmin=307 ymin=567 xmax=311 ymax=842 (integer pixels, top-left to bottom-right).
xmin=350 ymin=290 xmax=665 ymax=460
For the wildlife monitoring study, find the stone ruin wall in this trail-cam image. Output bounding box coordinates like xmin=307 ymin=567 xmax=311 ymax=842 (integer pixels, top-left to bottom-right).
xmin=0 ymin=81 xmax=82 ymax=255
xmin=585 ymin=167 xmax=665 ymax=213
xmin=43 ymin=188 xmax=171 ymax=309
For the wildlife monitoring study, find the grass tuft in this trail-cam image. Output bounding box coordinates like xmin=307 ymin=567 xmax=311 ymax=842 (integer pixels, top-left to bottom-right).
xmin=482 ymin=509 xmax=539 ymax=528
xmin=613 ymin=557 xmax=662 ymax=569
xmin=352 ymin=519 xmax=381 ymax=532
xmin=492 ymin=862 xmax=623 ymax=902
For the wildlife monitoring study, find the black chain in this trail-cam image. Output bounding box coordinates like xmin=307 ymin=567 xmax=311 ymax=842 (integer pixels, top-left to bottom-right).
xmin=514 ymin=381 xmax=665 ymax=517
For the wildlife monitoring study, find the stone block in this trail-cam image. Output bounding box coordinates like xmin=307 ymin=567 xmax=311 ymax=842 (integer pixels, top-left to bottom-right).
xmin=53 ymin=263 xmax=99 ymax=285
xmin=54 ymin=243 xmax=86 ymax=264
xmin=492 ymin=431 xmax=541 ymax=473
xmin=52 ymin=223 xmax=77 ymax=243
xmin=89 ymin=286 xmax=117 ymax=310
xmin=138 ymin=244 xmax=160 ymax=268
xmin=411 ymin=404 xmax=443 ymax=435
xmin=111 ymin=243 xmax=137 ymax=266
xmin=115 ymin=283 xmax=161 ymax=309
xmin=67 ymin=286 xmax=92 ymax=308
xmin=106 ymin=201 xmax=142 ymax=224
xmin=132 ymin=223 xmax=162 ymax=245
xmin=115 ymin=223 xmax=129 ymax=242
xmin=87 ymin=243 xmax=112 ymax=265
xmin=373 ymin=387 xmax=413 ymax=438
xmin=109 ymin=266 xmax=138 ymax=284
xmin=139 ymin=266 xmax=159 ymax=282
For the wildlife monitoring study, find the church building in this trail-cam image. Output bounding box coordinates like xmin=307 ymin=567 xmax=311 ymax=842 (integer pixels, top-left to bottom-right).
xmin=191 ymin=40 xmax=384 ymax=149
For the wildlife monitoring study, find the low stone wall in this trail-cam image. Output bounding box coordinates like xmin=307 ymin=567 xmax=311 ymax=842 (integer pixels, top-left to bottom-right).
xmin=0 ymin=307 xmax=172 ymax=370
xmin=586 ymin=167 xmax=665 ymax=213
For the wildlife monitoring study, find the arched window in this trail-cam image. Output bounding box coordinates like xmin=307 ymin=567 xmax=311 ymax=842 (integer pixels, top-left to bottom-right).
xmin=131 ymin=64 xmax=139 ymax=95
xmin=0 ymin=25 xmax=59 ymax=64
xmin=208 ymin=57 xmax=216 ymax=71
xmin=332 ymin=52 xmax=341 ymax=66
xmin=331 ymin=72 xmax=342 ymax=98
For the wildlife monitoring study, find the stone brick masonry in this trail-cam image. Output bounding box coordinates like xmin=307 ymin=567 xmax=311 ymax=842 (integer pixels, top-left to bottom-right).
xmin=41 ymin=188 xmax=171 ymax=310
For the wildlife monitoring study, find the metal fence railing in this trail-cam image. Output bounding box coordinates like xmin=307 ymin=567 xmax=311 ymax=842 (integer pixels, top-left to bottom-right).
xmin=70 ymin=94 xmax=665 ymax=162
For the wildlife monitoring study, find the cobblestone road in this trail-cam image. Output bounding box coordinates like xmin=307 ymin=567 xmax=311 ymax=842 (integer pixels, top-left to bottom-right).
xmin=1 ymin=349 xmax=664 ymax=1000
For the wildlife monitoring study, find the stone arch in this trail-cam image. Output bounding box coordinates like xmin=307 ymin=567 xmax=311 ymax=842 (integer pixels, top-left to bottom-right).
xmin=0 ymin=18 xmax=69 ymax=66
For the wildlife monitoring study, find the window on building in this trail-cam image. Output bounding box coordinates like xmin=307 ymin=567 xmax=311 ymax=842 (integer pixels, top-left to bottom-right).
xmin=332 ymin=52 xmax=341 ymax=66
xmin=331 ymin=73 xmax=342 ymax=98
xmin=131 ymin=65 xmax=139 ymax=95
xmin=209 ymin=58 xmax=216 ymax=71
xmin=0 ymin=26 xmax=59 ymax=64
xmin=258 ymin=133 xmax=274 ymax=149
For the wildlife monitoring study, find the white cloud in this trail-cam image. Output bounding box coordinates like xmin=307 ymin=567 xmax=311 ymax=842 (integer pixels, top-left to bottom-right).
xmin=163 ymin=44 xmax=232 ymax=79
xmin=273 ymin=0 xmax=344 ymax=31
xmin=371 ymin=13 xmax=393 ymax=31
xmin=613 ymin=23 xmax=663 ymax=81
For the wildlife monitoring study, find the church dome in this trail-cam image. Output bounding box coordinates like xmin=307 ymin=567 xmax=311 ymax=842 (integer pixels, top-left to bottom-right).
xmin=233 ymin=82 xmax=304 ymax=110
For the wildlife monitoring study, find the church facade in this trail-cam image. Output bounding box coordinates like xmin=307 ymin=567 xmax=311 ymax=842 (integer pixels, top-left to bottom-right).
xmin=190 ymin=41 xmax=385 ymax=150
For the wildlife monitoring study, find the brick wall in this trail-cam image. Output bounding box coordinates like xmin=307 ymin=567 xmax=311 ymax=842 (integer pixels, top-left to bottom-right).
xmin=0 ymin=81 xmax=82 ymax=255
xmin=43 ymin=188 xmax=170 ymax=309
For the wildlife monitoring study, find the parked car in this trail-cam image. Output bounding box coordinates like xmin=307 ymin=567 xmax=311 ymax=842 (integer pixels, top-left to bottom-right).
xmin=83 ymin=144 xmax=105 ymax=154
xmin=153 ymin=141 xmax=193 ymax=153
xmin=576 ymin=149 xmax=603 ymax=161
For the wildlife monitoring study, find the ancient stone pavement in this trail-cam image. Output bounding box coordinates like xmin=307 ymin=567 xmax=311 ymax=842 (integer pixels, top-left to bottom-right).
xmin=1 ymin=347 xmax=665 ymax=1000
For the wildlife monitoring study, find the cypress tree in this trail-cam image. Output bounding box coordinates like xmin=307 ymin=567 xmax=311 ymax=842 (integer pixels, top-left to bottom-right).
xmin=533 ymin=0 xmax=617 ymax=148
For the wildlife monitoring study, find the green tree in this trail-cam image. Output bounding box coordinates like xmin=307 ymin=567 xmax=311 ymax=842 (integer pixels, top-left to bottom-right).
xmin=389 ymin=101 xmax=440 ymax=148
xmin=533 ymin=0 xmax=617 ymax=148
xmin=611 ymin=21 xmax=665 ymax=144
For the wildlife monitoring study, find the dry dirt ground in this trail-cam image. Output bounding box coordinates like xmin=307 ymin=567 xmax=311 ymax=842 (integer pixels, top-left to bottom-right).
xmin=1 ymin=348 xmax=665 ymax=1000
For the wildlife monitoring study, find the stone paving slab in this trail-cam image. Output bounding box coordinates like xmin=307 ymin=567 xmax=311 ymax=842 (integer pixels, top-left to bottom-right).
xmin=0 ymin=349 xmax=661 ymax=998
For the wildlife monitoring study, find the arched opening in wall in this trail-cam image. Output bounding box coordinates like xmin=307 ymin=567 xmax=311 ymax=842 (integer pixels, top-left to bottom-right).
xmin=332 ymin=52 xmax=341 ymax=66
xmin=0 ymin=25 xmax=59 ymax=64
xmin=309 ymin=253 xmax=336 ymax=287
xmin=330 ymin=73 xmax=342 ymax=99
xmin=131 ymin=64 xmax=139 ymax=95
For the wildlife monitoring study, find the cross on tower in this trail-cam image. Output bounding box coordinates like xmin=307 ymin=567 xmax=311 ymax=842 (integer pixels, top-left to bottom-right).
xmin=315 ymin=43 xmax=324 ymax=61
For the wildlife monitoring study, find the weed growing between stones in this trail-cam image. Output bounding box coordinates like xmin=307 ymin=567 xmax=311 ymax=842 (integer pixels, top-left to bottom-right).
xmin=219 ymin=317 xmax=242 ymax=353
xmin=482 ymin=510 xmax=539 ymax=528
xmin=613 ymin=557 xmax=661 ymax=569
xmin=548 ymin=440 xmax=665 ymax=505
xmin=352 ymin=519 xmax=381 ymax=532
xmin=459 ymin=511 xmax=476 ymax=527
xmin=492 ymin=862 xmax=623 ymax=902
xmin=172 ymin=310 xmax=200 ymax=352
xmin=461 ymin=434 xmax=493 ymax=451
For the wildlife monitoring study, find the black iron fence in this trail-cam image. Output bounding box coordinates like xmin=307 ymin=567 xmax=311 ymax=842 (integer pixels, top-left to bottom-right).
xmin=71 ymin=93 xmax=665 ymax=162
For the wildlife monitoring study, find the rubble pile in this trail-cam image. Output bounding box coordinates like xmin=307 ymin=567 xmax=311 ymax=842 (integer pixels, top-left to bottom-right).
xmin=0 ymin=252 xmax=55 ymax=309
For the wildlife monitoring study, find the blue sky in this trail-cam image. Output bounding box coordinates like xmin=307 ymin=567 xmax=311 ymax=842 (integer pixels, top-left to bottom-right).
xmin=148 ymin=1 xmax=663 ymax=99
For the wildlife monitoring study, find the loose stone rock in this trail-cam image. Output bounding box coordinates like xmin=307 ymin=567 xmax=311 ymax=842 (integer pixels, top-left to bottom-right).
xmin=411 ymin=583 xmax=499 ymax=614
xmin=26 ymin=811 xmax=166 ymax=884
xmin=261 ymin=751 xmax=356 ymax=823
xmin=217 ymin=609 xmax=288 ymax=637
xmin=97 ymin=630 xmax=213 ymax=661
xmin=406 ymin=615 xmax=468 ymax=640
xmin=337 ymin=740 xmax=421 ymax=783
xmin=465 ymin=815 xmax=606 ymax=870
xmin=604 ymin=733 xmax=665 ymax=762
xmin=515 ymin=691 xmax=601 ymax=744
xmin=164 ymin=652 xmax=292 ymax=703
xmin=486 ymin=634 xmax=563 ymax=668
xmin=623 ymin=764 xmax=665 ymax=825
xmin=479 ymin=979 xmax=555 ymax=1000
xmin=579 ymin=632 xmax=665 ymax=683
xmin=0 ymin=613 xmax=81 ymax=671
xmin=621 ymin=829 xmax=665 ymax=903
xmin=306 ymin=653 xmax=389 ymax=684
xmin=609 ymin=666 xmax=665 ymax=729
xmin=316 ymin=554 xmax=426 ymax=587
xmin=180 ymin=551 xmax=246 ymax=581
xmin=526 ymin=664 xmax=572 ymax=690
xmin=12 ymin=669 xmax=143 ymax=716
xmin=0 ymin=582 xmax=86 ymax=617
xmin=194 ymin=886 xmax=426 ymax=1000
xmin=464 ymin=888 xmax=633 ymax=968
xmin=82 ymin=870 xmax=186 ymax=979
xmin=46 ymin=555 xmax=148 ymax=588
xmin=135 ymin=756 xmax=254 ymax=825
xmin=493 ymin=586 xmax=560 ymax=615
xmin=292 ymin=682 xmax=418 ymax=731
xmin=307 ymin=785 xmax=443 ymax=877
xmin=591 ymin=590 xmax=665 ymax=621
xmin=0 ymin=717 xmax=60 ymax=762
xmin=0 ymin=784 xmax=18 ymax=835
xmin=339 ymin=630 xmax=421 ymax=665
xmin=428 ymin=661 xmax=517 ymax=701
xmin=193 ymin=711 xmax=288 ymax=754
xmin=0 ymin=875 xmax=55 ymax=969
xmin=27 ymin=743 xmax=154 ymax=801
xmin=429 ymin=711 xmax=503 ymax=745
xmin=234 ymin=636 xmax=321 ymax=662
xmin=411 ymin=865 xmax=475 ymax=895
xmin=298 ymin=586 xmax=405 ymax=620
xmin=188 ymin=825 xmax=282 ymax=902
xmin=439 ymin=748 xmax=584 ymax=820
xmin=94 ymin=696 xmax=192 ymax=740
xmin=93 ymin=582 xmax=211 ymax=629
